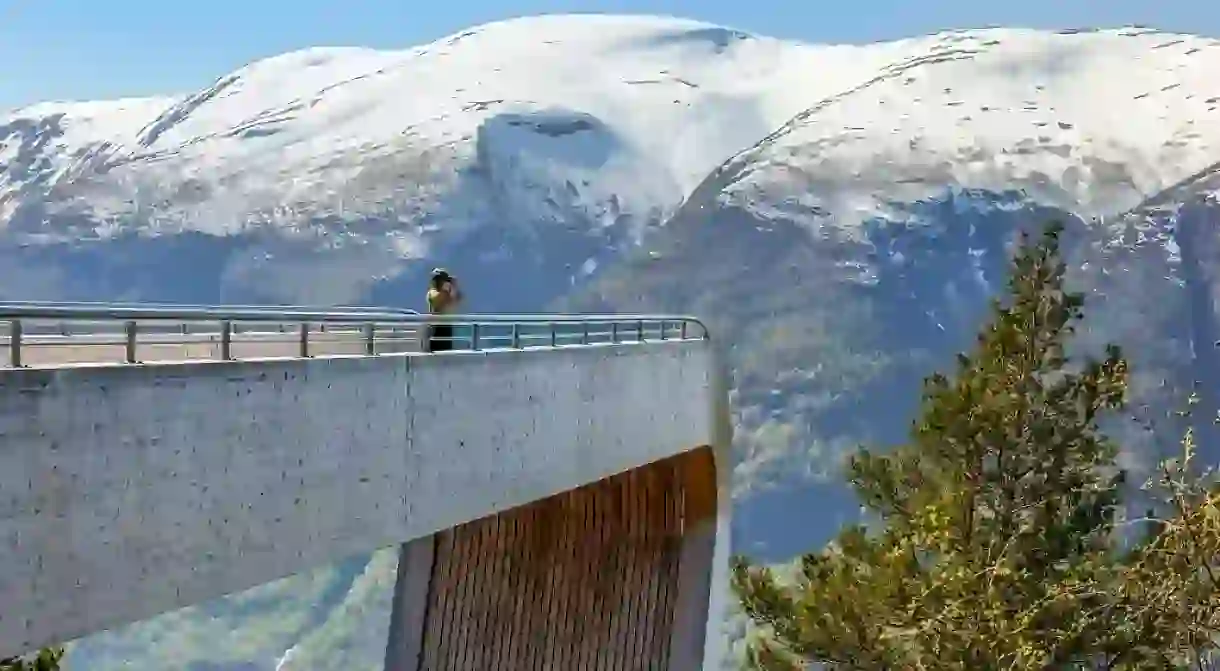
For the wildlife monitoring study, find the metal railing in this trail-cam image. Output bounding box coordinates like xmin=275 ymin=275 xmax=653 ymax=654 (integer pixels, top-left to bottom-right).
xmin=0 ymin=302 xmax=709 ymax=368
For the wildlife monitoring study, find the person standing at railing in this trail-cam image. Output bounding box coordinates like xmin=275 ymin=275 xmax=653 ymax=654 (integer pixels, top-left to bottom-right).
xmin=425 ymin=268 xmax=462 ymax=352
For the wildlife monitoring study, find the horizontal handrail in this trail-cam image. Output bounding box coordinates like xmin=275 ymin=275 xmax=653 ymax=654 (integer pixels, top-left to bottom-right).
xmin=0 ymin=303 xmax=420 ymax=322
xmin=0 ymin=302 xmax=709 ymax=368
xmin=0 ymin=300 xmax=420 ymax=315
xmin=0 ymin=303 xmax=702 ymax=325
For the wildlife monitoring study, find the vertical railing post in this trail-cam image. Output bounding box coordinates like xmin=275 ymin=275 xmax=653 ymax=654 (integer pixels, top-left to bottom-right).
xmin=9 ymin=319 xmax=21 ymax=368
xmin=660 ymin=320 xmax=667 ymax=341
xmin=363 ymin=322 xmax=376 ymax=355
xmin=611 ymin=321 xmax=618 ymax=344
xmin=470 ymin=323 xmax=480 ymax=351
xmin=219 ymin=320 xmax=233 ymax=360
xmin=638 ymin=319 xmax=645 ymax=343
xmin=680 ymin=321 xmax=688 ymax=340
xmin=550 ymin=323 xmax=557 ymax=347
xmin=299 ymin=323 xmax=310 ymax=357
xmin=582 ymin=322 xmax=590 ymax=345
xmin=124 ymin=320 xmax=138 ymax=364
xmin=511 ymin=323 xmax=521 ymax=349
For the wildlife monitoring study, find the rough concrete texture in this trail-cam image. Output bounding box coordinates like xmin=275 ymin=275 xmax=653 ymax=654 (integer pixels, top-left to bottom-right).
xmin=0 ymin=340 xmax=717 ymax=658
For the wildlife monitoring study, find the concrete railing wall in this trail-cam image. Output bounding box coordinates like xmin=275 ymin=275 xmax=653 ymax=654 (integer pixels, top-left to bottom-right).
xmin=0 ymin=340 xmax=724 ymax=660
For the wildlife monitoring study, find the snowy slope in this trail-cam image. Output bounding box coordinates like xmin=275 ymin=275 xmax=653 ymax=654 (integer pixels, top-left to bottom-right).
xmin=6 ymin=20 xmax=1220 ymax=238
xmin=5 ymin=18 xmax=1220 ymax=306
xmin=700 ymin=27 xmax=1220 ymax=229
xmin=1 ymin=15 xmax=847 ymax=246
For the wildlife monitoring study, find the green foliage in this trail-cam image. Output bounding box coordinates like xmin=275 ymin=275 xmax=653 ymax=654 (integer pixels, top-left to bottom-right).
xmin=0 ymin=647 xmax=64 ymax=671
xmin=732 ymin=222 xmax=1220 ymax=670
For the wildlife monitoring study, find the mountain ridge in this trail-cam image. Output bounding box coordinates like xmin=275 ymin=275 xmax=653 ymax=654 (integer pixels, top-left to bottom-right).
xmin=9 ymin=17 xmax=1220 ymax=248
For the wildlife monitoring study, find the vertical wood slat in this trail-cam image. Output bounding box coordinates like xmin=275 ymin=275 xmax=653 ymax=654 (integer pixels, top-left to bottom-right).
xmin=512 ymin=507 xmax=536 ymax=668
xmin=656 ymin=460 xmax=682 ymax=665
xmin=447 ymin=526 xmax=471 ymax=670
xmin=461 ymin=514 xmax=491 ymax=670
xmin=480 ymin=513 xmax=505 ymax=668
xmin=641 ymin=465 xmax=665 ymax=667
xmin=547 ymin=491 xmax=571 ymax=669
xmin=432 ymin=529 xmax=458 ymax=668
xmin=448 ymin=524 xmax=476 ymax=669
xmin=496 ymin=510 xmax=520 ymax=670
xmin=539 ymin=497 xmax=562 ymax=670
xmin=416 ymin=450 xmax=708 ymax=670
xmin=595 ymin=481 xmax=619 ymax=671
xmin=649 ymin=462 xmax=675 ymax=669
xmin=654 ymin=464 xmax=671 ymax=667
xmin=568 ymin=483 xmax=589 ymax=669
xmin=467 ymin=515 xmax=492 ymax=671
xmin=577 ymin=485 xmax=603 ymax=670
xmin=577 ymin=481 xmax=600 ymax=671
xmin=655 ymin=461 xmax=682 ymax=666
xmin=452 ymin=526 xmax=474 ymax=668
xmin=639 ymin=466 xmax=663 ymax=668
xmin=485 ymin=512 xmax=512 ymax=668
xmin=624 ymin=465 xmax=648 ymax=669
xmin=556 ymin=485 xmax=583 ymax=669
xmin=602 ymin=474 xmax=627 ymax=671
xmin=419 ymin=530 xmax=453 ymax=668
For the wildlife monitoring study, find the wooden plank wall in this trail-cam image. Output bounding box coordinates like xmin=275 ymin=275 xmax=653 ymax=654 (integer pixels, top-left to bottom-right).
xmin=416 ymin=448 xmax=715 ymax=670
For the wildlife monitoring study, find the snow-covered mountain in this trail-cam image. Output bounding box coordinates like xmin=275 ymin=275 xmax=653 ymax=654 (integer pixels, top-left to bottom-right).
xmin=706 ymin=26 xmax=1220 ymax=225
xmin=7 ymin=16 xmax=1220 ymax=306
xmin=13 ymin=13 xmax=1220 ymax=670
xmin=5 ymin=15 xmax=791 ymax=235
xmin=2 ymin=14 xmax=837 ymax=304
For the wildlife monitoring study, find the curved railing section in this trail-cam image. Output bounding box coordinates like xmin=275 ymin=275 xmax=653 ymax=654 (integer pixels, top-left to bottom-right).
xmin=0 ymin=302 xmax=710 ymax=368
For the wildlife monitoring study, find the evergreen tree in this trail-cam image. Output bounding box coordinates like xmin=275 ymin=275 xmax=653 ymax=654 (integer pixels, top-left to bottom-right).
xmin=0 ymin=647 xmax=64 ymax=671
xmin=732 ymin=222 xmax=1220 ymax=670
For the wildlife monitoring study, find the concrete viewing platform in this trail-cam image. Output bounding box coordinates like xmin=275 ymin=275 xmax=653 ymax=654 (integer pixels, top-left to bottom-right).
xmin=0 ymin=304 xmax=733 ymax=670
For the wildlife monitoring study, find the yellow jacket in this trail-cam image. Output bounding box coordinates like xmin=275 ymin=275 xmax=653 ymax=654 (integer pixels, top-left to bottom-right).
xmin=427 ymin=287 xmax=460 ymax=314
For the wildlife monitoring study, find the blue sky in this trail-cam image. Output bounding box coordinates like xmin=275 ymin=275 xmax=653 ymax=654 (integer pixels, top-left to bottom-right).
xmin=1 ymin=0 xmax=1215 ymax=111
